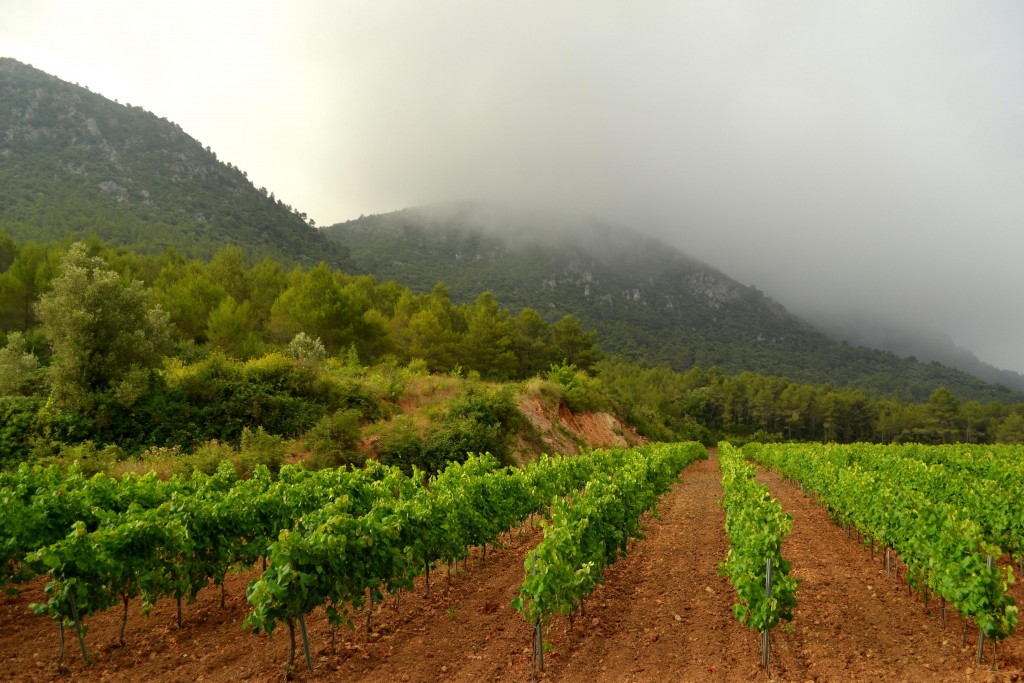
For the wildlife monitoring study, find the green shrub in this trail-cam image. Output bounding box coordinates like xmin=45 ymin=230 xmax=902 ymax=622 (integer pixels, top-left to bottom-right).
xmin=398 ymin=385 xmax=527 ymax=472
xmin=447 ymin=384 xmax=523 ymax=431
xmin=53 ymin=441 xmax=125 ymax=477
xmin=376 ymin=415 xmax=426 ymax=475
xmin=546 ymin=363 xmax=610 ymax=413
xmin=174 ymin=440 xmax=233 ymax=476
xmin=304 ymin=408 xmax=363 ymax=470
xmin=421 ymin=416 xmax=504 ymax=471
xmin=0 ymin=396 xmax=43 ymax=466
xmin=237 ymin=426 xmax=286 ymax=477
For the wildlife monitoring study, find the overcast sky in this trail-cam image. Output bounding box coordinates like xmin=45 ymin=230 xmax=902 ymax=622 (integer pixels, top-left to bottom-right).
xmin=4 ymin=1 xmax=1024 ymax=373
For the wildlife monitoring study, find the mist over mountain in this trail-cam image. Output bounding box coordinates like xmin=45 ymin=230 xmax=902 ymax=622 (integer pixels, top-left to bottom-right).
xmin=2 ymin=57 xmax=1021 ymax=403
xmin=325 ymin=203 xmax=1023 ymax=404
xmin=811 ymin=314 xmax=1024 ymax=392
xmin=0 ymin=58 xmax=347 ymax=265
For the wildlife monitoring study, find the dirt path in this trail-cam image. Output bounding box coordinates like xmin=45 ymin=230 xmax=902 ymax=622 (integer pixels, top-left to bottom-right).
xmin=540 ymin=454 xmax=761 ymax=682
xmin=758 ymin=467 xmax=1024 ymax=682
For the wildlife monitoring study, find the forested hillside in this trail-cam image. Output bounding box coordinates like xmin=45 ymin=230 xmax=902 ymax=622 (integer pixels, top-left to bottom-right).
xmin=3 ymin=236 xmax=1022 ymax=473
xmin=0 ymin=58 xmax=346 ymax=265
xmin=325 ymin=203 xmax=1022 ymax=403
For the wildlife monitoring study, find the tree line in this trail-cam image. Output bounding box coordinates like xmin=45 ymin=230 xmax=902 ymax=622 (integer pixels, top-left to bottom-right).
xmin=1 ymin=233 xmax=1021 ymax=468
xmin=595 ymin=359 xmax=1024 ymax=446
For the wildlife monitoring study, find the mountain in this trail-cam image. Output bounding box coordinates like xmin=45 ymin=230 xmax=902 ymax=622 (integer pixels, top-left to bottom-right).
xmin=324 ymin=203 xmax=1023 ymax=403
xmin=0 ymin=58 xmax=347 ymax=265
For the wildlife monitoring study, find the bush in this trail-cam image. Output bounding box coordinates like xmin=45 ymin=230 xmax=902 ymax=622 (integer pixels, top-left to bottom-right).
xmin=0 ymin=396 xmax=43 ymax=466
xmin=421 ymin=416 xmax=504 ymax=471
xmin=304 ymin=408 xmax=363 ymax=470
xmin=52 ymin=441 xmax=125 ymax=477
xmin=167 ymin=353 xmax=329 ymax=444
xmin=546 ymin=363 xmax=610 ymax=413
xmin=286 ymin=332 xmax=327 ymax=365
xmin=237 ymin=426 xmax=286 ymax=477
xmin=447 ymin=384 xmax=523 ymax=431
xmin=403 ymin=385 xmax=526 ymax=472
xmin=173 ymin=441 xmax=231 ymax=476
xmin=111 ymin=444 xmax=183 ymax=479
xmin=376 ymin=415 xmax=426 ymax=475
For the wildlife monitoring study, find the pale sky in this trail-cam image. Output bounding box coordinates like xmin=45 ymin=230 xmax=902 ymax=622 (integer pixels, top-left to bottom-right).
xmin=3 ymin=1 xmax=1024 ymax=373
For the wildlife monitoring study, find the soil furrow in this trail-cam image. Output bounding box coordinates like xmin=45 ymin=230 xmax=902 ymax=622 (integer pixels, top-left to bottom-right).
xmin=541 ymin=453 xmax=761 ymax=682
xmin=759 ymin=467 xmax=1024 ymax=682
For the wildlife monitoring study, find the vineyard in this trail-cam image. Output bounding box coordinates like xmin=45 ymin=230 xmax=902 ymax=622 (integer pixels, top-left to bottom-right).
xmin=1 ymin=443 xmax=1024 ymax=681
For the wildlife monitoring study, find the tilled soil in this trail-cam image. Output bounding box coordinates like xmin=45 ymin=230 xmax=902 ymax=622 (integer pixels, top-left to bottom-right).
xmin=2 ymin=451 xmax=1022 ymax=682
xmin=758 ymin=467 xmax=1024 ymax=682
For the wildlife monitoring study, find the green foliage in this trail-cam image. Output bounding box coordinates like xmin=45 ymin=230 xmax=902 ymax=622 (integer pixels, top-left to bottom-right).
xmin=546 ymin=362 xmax=610 ymax=412
xmin=205 ymin=297 xmax=263 ymax=360
xmin=36 ymin=243 xmax=172 ymax=411
xmin=50 ymin=441 xmax=126 ymax=478
xmin=749 ymin=442 xmax=1020 ymax=640
xmin=167 ymin=353 xmax=329 ymax=446
xmin=238 ymin=426 xmax=286 ymax=477
xmin=718 ymin=443 xmax=798 ymax=631
xmin=0 ymin=332 xmax=40 ymax=396
xmin=269 ymin=264 xmax=367 ymax=353
xmin=304 ymin=409 xmax=363 ymax=470
xmin=171 ymin=442 xmax=227 ymax=476
xmin=286 ymin=332 xmax=327 ymax=365
xmin=0 ymin=396 xmax=44 ymax=465
xmin=376 ymin=415 xmax=426 ymax=475
xmin=995 ymin=412 xmax=1024 ymax=444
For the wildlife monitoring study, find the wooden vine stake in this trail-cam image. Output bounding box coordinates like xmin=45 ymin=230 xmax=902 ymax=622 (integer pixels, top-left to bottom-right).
xmin=530 ymin=553 xmax=544 ymax=681
xmin=762 ymin=557 xmax=772 ymax=677
xmin=298 ymin=612 xmax=313 ymax=671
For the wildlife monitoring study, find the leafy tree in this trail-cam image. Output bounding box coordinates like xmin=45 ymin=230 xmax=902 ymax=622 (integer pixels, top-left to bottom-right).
xmin=0 ymin=332 xmax=39 ymax=395
xmin=35 ymin=243 xmax=171 ymax=410
xmin=205 ymin=297 xmax=263 ymax=360
xmin=0 ymin=241 xmax=58 ymax=331
xmin=268 ymin=264 xmax=364 ymax=352
xmin=153 ymin=260 xmax=225 ymax=340
xmin=550 ymin=314 xmax=601 ymax=371
xmin=995 ymin=411 xmax=1024 ymax=444
xmin=247 ymin=257 xmax=287 ymax=325
xmin=512 ymin=308 xmax=554 ymax=377
xmin=206 ymin=245 xmax=251 ymax=303
xmin=460 ymin=292 xmax=516 ymax=379
xmin=0 ymin=229 xmax=15 ymax=272
xmin=927 ymin=387 xmax=961 ymax=437
xmin=286 ymin=332 xmax=327 ymax=365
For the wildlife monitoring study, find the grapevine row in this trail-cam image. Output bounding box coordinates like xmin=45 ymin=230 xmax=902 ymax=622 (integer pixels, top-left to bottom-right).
xmin=20 ymin=461 xmax=412 ymax=663
xmin=747 ymin=442 xmax=1018 ymax=641
xmin=718 ymin=441 xmax=797 ymax=676
xmin=512 ymin=442 xmax=707 ymax=674
xmin=243 ymin=448 xmax=649 ymax=671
